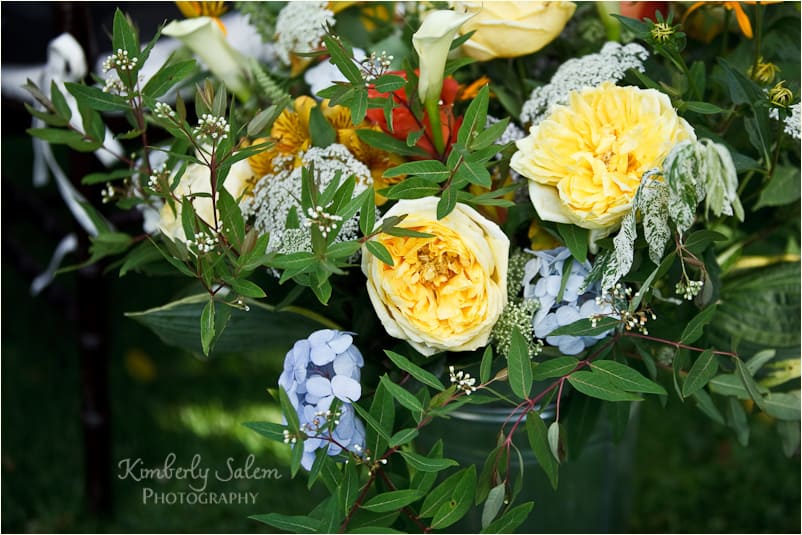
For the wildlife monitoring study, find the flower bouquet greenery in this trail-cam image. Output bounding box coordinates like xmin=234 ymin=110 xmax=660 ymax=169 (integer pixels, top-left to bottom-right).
xmin=24 ymin=1 xmax=800 ymax=532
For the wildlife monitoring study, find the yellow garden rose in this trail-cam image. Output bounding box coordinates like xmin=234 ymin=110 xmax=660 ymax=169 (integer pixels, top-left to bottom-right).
xmin=453 ymin=1 xmax=576 ymax=61
xmin=362 ymin=198 xmax=509 ymax=356
xmin=159 ymin=159 xmax=255 ymax=242
xmin=511 ymin=82 xmax=696 ymax=233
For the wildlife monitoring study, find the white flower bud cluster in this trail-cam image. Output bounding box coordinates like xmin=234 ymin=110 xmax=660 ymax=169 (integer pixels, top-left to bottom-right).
xmin=449 ymin=366 xmax=478 ymax=395
xmin=274 ymin=1 xmax=334 ymax=65
xmin=101 ymin=183 xmax=116 ymax=204
xmin=187 ymin=232 xmax=218 ymax=254
xmin=303 ymin=205 xmax=344 ymax=238
xmin=360 ymin=51 xmax=394 ymax=82
xmin=620 ymin=309 xmax=656 ymax=335
xmin=154 ymin=102 xmax=176 ymax=120
xmin=102 ymin=49 xmax=138 ymax=72
xmin=147 ymin=164 xmax=169 ymax=191
xmin=282 ymin=429 xmax=298 ymax=444
xmin=102 ymin=76 xmax=126 ymax=95
xmin=193 ymin=114 xmax=229 ymax=142
xmin=675 ymin=279 xmax=704 ymax=300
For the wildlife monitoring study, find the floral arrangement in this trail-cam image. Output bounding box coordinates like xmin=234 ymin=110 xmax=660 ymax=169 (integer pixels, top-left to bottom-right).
xmin=24 ymin=1 xmax=800 ymax=532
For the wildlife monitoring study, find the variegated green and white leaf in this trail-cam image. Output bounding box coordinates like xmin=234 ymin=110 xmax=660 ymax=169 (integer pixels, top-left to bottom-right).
xmin=664 ymin=141 xmax=701 ymax=235
xmin=637 ymin=172 xmax=670 ymax=265
xmin=700 ymin=139 xmax=744 ymax=221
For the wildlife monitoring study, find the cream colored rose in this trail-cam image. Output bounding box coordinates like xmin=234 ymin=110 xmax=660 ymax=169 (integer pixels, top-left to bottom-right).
xmin=159 ymin=159 xmax=254 ymax=241
xmin=511 ymin=82 xmax=695 ymax=233
xmin=453 ymin=1 xmax=576 ymax=61
xmin=362 ymin=197 xmax=509 ymax=356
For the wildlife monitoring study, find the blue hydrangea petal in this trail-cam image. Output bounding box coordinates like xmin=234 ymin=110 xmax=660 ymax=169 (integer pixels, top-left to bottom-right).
xmin=308 ymin=329 xmax=335 ymax=345
xmin=534 ymin=312 xmax=559 ymax=338
xmin=328 ymin=333 xmax=353 ymax=354
xmin=331 ymin=375 xmax=361 ymax=402
xmin=310 ymin=343 xmax=336 ymax=366
xmin=306 ymin=375 xmax=333 ymax=397
xmin=555 ymin=304 xmax=581 ymax=326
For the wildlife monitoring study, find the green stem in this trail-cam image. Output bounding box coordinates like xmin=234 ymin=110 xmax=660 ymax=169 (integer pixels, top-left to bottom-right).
xmin=424 ymin=97 xmax=445 ymax=157
xmin=751 ymin=4 xmax=763 ymax=78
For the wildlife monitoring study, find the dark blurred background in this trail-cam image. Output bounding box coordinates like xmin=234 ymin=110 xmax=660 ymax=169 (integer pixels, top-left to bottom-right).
xmin=1 ymin=2 xmax=800 ymax=533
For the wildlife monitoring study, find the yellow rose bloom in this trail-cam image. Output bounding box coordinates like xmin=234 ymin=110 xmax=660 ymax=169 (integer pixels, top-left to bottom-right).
xmin=511 ymin=82 xmax=695 ymax=232
xmin=362 ymin=198 xmax=509 ymax=356
xmin=453 ymin=1 xmax=576 ymax=61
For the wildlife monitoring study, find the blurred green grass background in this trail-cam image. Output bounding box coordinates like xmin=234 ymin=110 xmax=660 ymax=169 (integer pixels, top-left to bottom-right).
xmin=2 ymin=130 xmax=800 ymax=534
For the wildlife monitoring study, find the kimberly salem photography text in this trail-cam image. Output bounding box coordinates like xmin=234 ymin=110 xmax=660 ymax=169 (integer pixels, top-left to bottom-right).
xmin=117 ymin=453 xmax=282 ymax=505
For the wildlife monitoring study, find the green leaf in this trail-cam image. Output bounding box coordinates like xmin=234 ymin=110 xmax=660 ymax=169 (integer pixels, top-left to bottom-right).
xmin=507 ymin=327 xmax=532 ymax=400
xmin=361 ymin=490 xmax=425 ymax=513
xmin=82 ymin=168 xmax=136 ymax=185
xmin=567 ymin=371 xmax=642 ymax=402
xmin=457 ymin=84 xmax=489 ymax=146
xmin=547 ymin=421 xmax=561 ymax=462
xmin=480 ymin=345 xmax=493 ymax=383
xmin=384 ymin=160 xmax=449 ymax=181
xmin=366 ymin=240 xmax=394 ymax=267
xmin=382 ymin=177 xmax=442 ymax=200
xmin=682 ymin=101 xmax=725 ymax=114
xmin=525 ymin=412 xmax=558 ymax=489
xmin=556 ymin=224 xmax=588 ymax=263
xmin=49 ymin=81 xmax=72 ymax=119
xmin=222 ymin=276 xmax=266 ymax=298
xmin=381 ymin=226 xmax=435 ymax=239
xmin=691 ymin=388 xmax=725 ymax=425
xmin=119 ymin=239 xmax=162 ymax=276
xmin=682 ymin=349 xmax=718 ymax=397
xmin=481 ymin=484 xmax=505 ymax=529
xmin=532 ymin=357 xmax=579 ymax=380
xmin=323 ymin=35 xmax=363 ymax=85
xmin=548 ymin=316 xmax=619 ymax=337
xmin=380 ymin=375 xmax=423 ymax=417
xmin=200 ymin=298 xmax=215 ymax=356
xmin=242 ymin=421 xmax=287 ymax=442
xmin=385 ymin=350 xmax=445 ymax=390
xmin=309 ymin=104 xmax=337 ymax=147
xmin=456 ymin=159 xmax=492 ymax=188
xmin=142 ymin=59 xmax=196 ymax=99
xmin=365 ymin=382 xmax=394 ymax=457
xmin=420 ymin=468 xmax=469 ymax=518
xmin=762 ymin=392 xmax=801 ymax=421
xmin=431 ymin=465 xmax=477 ymax=529
xmin=480 ymin=502 xmax=534 ymax=534
xmin=64 ymin=82 xmax=130 ymax=112
xmin=112 ymin=8 xmax=139 ymax=57
xmin=356 ymin=129 xmax=430 ymax=158
xmin=399 ymin=451 xmax=458 ymax=472
xmin=470 ymin=118 xmax=509 ymax=151
xmin=590 ymin=360 xmax=666 ymax=395
xmin=27 ymin=127 xmax=101 ymax=151
xmin=373 ymin=74 xmax=406 ymax=92
xmin=755 ymin=165 xmax=801 ymax=209
xmin=125 ymin=294 xmax=336 ymax=357
xmin=388 ymin=427 xmax=419 ymax=447
xmin=338 ymin=460 xmax=360 ymax=516
xmin=217 ymin=187 xmax=245 ymax=248
xmin=250 ymin=513 xmax=322 ymax=533
xmin=726 ymin=396 xmax=750 ymax=446
xmin=360 ymin=187 xmax=376 ymax=235
xmin=735 ymin=358 xmax=768 ymax=412
xmin=680 ymin=304 xmax=718 ymax=344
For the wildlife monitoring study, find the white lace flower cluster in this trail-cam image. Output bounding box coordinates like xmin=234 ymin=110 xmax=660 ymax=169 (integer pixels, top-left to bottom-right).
xmin=240 ymin=144 xmax=373 ymax=256
xmin=785 ymin=103 xmax=801 ymax=140
xmin=520 ymin=42 xmax=649 ymax=127
xmin=274 ymin=1 xmax=335 ymax=65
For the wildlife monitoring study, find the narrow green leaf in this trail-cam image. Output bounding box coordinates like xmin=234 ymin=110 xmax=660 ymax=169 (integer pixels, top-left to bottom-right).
xmin=567 ymin=371 xmax=643 ymax=402
xmin=399 ymin=451 xmax=458 ymax=472
xmin=457 ymin=84 xmax=489 ymax=146
xmin=309 ymin=104 xmax=337 ymax=147
xmin=548 ymin=316 xmax=619 ymax=337
xmin=420 ymin=468 xmax=469 ymax=518
xmin=431 ymin=466 xmax=477 ymax=529
xmin=112 ymin=8 xmax=139 ymax=56
xmin=735 ymin=358 xmax=768 ymax=412
xmin=383 ymin=159 xmax=449 ymax=181
xmin=362 ymin=490 xmax=425 ymax=513
xmin=556 ymin=224 xmax=588 ymax=263
xmin=532 ymin=357 xmax=579 ymax=381
xmin=380 ymin=375 xmax=423 ymax=416
xmin=382 ymin=177 xmax=442 ymax=200
xmin=65 ymin=82 xmax=129 ymax=112
xmin=682 ymin=349 xmax=718 ymax=397
xmin=680 ymin=304 xmax=718 ymax=344
xmin=547 ymin=421 xmax=561 ymax=462
xmin=480 ymin=502 xmax=534 ymax=534
xmin=388 ymin=427 xmax=419 ymax=447
xmin=323 ymin=35 xmax=363 ymax=85
xmin=373 ymin=74 xmax=406 ymax=92
xmin=525 ymin=412 xmax=558 ymax=489
xmin=242 ymin=421 xmax=287 ymax=442
xmin=385 ymin=350 xmax=445 ymax=390
xmin=691 ymin=388 xmax=725 ymax=425
xmin=481 ymin=484 xmax=505 ymax=529
xmin=590 ymin=360 xmax=667 ymax=395
xmin=353 ymin=400 xmax=393 ymax=444
xmin=366 ymin=240 xmax=394 ymax=267
xmin=356 ymin=129 xmax=430 ymax=158
xmin=200 ymin=298 xmax=215 ymax=356
xmin=507 ymin=327 xmax=532 ymax=400
xmin=142 ymin=59 xmax=196 ymax=99
xmin=479 ymin=345 xmax=493 ymax=383
xmin=763 ymin=392 xmax=802 ymax=421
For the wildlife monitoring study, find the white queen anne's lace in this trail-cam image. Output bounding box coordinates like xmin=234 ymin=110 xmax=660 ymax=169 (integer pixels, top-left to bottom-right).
xmin=520 ymin=42 xmax=649 ymax=127
xmin=785 ymin=103 xmax=801 ymax=140
xmin=274 ymin=1 xmax=335 ymax=65
xmin=241 ymin=144 xmax=372 ymax=255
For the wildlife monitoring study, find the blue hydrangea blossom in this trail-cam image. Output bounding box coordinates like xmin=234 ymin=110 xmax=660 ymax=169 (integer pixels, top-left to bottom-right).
xmin=522 ymin=247 xmax=614 ymax=355
xmin=279 ymin=329 xmax=366 ymax=470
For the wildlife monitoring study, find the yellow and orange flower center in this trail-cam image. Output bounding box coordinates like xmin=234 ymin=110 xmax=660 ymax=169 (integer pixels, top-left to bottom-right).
xmin=376 ymin=226 xmax=489 ymax=338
